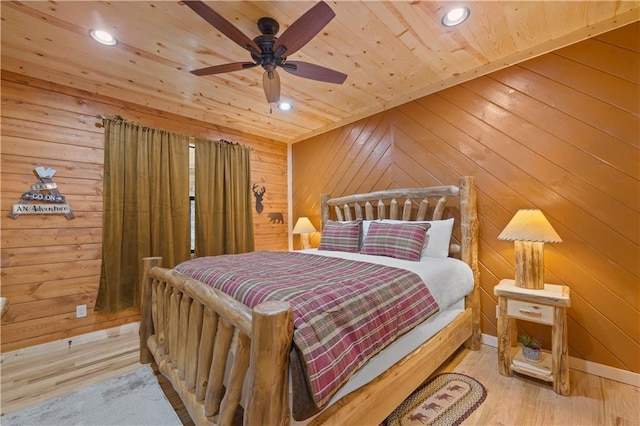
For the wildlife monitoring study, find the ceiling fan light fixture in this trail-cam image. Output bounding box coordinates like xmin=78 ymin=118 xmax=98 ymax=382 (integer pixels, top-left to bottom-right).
xmin=185 ymin=0 xmax=346 ymax=105
xmin=277 ymin=102 xmax=293 ymax=111
xmin=441 ymin=7 xmax=470 ymax=27
xmin=89 ymin=29 xmax=118 ymax=46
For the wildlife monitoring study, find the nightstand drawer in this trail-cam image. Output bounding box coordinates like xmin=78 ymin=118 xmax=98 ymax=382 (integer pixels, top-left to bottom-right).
xmin=507 ymin=299 xmax=554 ymax=325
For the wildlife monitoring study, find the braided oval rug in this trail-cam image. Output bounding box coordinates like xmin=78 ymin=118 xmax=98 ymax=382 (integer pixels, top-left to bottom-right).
xmin=382 ymin=373 xmax=487 ymax=426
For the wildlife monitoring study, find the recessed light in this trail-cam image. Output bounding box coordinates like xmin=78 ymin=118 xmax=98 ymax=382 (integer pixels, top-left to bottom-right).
xmin=277 ymin=102 xmax=293 ymax=111
xmin=89 ymin=29 xmax=118 ymax=46
xmin=441 ymin=7 xmax=470 ymax=27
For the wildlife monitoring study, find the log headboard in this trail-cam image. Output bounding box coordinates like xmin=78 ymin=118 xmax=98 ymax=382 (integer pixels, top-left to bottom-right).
xmin=320 ymin=176 xmax=478 ymax=259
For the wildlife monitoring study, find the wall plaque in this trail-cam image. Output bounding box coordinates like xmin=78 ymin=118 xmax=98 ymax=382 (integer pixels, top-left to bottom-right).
xmin=9 ymin=166 xmax=74 ymax=219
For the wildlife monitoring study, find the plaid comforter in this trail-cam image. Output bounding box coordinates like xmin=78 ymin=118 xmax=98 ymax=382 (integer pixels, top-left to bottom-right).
xmin=175 ymin=251 xmax=439 ymax=408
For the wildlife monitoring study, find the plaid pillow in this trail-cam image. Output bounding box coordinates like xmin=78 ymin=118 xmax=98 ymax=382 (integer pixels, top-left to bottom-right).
xmin=381 ymin=218 xmax=454 ymax=258
xmin=318 ymin=220 xmax=362 ymax=253
xmin=360 ymin=221 xmax=430 ymax=261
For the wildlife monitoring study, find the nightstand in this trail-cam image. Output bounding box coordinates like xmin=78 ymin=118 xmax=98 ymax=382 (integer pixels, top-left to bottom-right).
xmin=494 ymin=279 xmax=571 ymax=395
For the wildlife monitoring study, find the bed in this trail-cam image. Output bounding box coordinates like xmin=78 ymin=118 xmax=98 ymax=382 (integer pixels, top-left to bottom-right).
xmin=139 ymin=175 xmax=480 ymax=425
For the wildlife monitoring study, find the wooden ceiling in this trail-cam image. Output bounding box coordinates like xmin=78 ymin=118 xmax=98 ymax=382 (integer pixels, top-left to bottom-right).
xmin=1 ymin=1 xmax=638 ymax=143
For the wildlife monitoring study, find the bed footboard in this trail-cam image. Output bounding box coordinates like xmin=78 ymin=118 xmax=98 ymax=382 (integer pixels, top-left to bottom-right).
xmin=139 ymin=257 xmax=293 ymax=426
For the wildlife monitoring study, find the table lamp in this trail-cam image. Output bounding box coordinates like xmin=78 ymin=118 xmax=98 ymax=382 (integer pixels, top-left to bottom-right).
xmin=498 ymin=209 xmax=562 ymax=289
xmin=292 ymin=217 xmax=316 ymax=250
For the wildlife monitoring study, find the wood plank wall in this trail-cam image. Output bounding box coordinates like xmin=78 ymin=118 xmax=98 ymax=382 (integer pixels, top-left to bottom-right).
xmin=292 ymin=23 xmax=639 ymax=373
xmin=0 ymin=72 xmax=288 ymax=352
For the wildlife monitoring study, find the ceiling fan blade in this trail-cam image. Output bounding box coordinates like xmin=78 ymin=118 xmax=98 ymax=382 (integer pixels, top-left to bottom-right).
xmin=272 ymin=1 xmax=335 ymax=57
xmin=183 ymin=0 xmax=261 ymax=56
xmin=263 ymin=70 xmax=281 ymax=103
xmin=281 ymin=61 xmax=347 ymax=84
xmin=191 ymin=62 xmax=258 ymax=76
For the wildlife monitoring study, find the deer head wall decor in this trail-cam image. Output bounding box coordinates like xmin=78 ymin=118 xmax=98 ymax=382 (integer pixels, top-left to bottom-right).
xmin=252 ymin=184 xmax=266 ymax=214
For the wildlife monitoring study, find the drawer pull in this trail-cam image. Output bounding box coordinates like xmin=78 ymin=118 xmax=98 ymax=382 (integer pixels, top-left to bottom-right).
xmin=518 ymin=307 xmax=542 ymax=317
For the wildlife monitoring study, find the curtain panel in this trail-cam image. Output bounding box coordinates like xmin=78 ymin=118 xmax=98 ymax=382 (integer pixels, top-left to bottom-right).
xmin=96 ymin=119 xmax=190 ymax=312
xmin=194 ymin=138 xmax=255 ymax=257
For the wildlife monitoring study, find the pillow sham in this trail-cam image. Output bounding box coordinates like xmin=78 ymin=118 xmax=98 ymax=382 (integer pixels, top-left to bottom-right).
xmin=318 ymin=220 xmax=362 ymax=253
xmin=360 ymin=221 xmax=430 ymax=261
xmin=381 ymin=218 xmax=454 ymax=258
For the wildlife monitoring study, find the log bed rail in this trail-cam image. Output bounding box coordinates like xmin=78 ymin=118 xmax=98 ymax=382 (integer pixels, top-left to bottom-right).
xmin=139 ymin=176 xmax=479 ymax=426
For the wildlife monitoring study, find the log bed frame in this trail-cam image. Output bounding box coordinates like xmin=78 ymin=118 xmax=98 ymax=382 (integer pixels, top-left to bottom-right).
xmin=139 ymin=176 xmax=480 ymax=426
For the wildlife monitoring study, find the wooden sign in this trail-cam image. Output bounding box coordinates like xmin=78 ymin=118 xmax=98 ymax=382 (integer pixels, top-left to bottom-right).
xmin=9 ymin=166 xmax=74 ymax=219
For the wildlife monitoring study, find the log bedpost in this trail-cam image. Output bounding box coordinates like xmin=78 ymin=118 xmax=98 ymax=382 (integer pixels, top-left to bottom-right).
xmin=320 ymin=193 xmax=331 ymax=225
xmin=459 ymin=176 xmax=481 ymax=350
xmin=245 ymin=301 xmax=294 ymax=426
xmin=140 ymin=256 xmax=162 ymax=364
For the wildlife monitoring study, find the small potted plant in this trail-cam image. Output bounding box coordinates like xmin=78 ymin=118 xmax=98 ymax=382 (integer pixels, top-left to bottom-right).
xmin=518 ymin=334 xmax=542 ymax=362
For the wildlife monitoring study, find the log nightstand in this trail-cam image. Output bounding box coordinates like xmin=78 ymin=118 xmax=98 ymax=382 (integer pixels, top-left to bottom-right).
xmin=494 ymin=279 xmax=571 ymax=395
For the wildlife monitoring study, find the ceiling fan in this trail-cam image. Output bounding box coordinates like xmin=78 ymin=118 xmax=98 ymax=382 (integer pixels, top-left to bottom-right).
xmin=184 ymin=0 xmax=348 ymax=104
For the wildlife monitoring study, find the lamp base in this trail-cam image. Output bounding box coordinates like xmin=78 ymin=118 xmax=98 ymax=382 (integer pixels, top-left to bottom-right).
xmin=300 ymin=233 xmax=311 ymax=250
xmin=514 ymin=240 xmax=545 ymax=289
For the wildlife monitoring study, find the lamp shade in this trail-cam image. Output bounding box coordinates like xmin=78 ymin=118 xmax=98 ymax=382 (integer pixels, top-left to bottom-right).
xmin=292 ymin=217 xmax=316 ymax=234
xmin=498 ymin=209 xmax=562 ymax=243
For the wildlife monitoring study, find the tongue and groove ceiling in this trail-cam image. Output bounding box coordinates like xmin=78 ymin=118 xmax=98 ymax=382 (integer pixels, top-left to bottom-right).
xmin=1 ymin=1 xmax=638 ymax=143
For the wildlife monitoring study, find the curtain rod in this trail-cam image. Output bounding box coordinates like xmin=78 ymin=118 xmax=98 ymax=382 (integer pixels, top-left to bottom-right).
xmin=94 ymin=113 xmax=124 ymax=121
xmin=95 ymin=114 xmax=254 ymax=150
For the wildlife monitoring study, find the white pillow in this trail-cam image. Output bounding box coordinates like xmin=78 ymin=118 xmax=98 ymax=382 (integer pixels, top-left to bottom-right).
xmin=423 ymin=218 xmax=454 ymax=258
xmin=380 ymin=218 xmax=454 ymax=258
xmin=361 ymin=219 xmax=376 ymax=245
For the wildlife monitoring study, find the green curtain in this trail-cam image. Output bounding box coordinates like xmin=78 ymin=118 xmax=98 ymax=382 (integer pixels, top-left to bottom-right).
xmin=194 ymin=138 xmax=255 ymax=257
xmin=96 ymin=119 xmax=190 ymax=312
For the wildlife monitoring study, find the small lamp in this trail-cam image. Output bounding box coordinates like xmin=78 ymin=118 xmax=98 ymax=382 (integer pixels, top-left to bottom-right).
xmin=498 ymin=209 xmax=562 ymax=290
xmin=292 ymin=217 xmax=316 ymax=250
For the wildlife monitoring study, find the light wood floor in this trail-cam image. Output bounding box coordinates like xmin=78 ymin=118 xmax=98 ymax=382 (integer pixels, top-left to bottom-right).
xmin=1 ymin=325 xmax=638 ymax=425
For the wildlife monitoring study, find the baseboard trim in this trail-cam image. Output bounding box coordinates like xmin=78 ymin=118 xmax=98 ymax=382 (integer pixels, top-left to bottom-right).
xmin=2 ymin=322 xmax=140 ymax=361
xmin=4 ymin=326 xmax=638 ymax=388
xmin=481 ymin=333 xmax=640 ymax=387
xmin=481 ymin=333 xmax=498 ymax=348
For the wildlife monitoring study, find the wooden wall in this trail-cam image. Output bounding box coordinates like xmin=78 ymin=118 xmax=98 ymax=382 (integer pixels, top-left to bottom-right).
xmin=0 ymin=71 xmax=288 ymax=352
xmin=292 ymin=23 xmax=639 ymax=373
